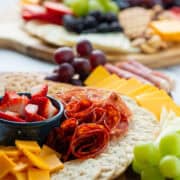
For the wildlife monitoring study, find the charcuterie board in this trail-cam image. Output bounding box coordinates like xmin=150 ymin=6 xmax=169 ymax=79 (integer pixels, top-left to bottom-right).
xmin=0 ymin=6 xmax=180 ymax=68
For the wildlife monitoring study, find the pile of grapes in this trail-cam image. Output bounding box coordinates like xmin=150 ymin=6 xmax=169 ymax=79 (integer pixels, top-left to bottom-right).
xmin=64 ymin=0 xmax=118 ymax=17
xmin=113 ymin=0 xmax=180 ymax=9
xmin=63 ymin=11 xmax=122 ymax=34
xmin=46 ymin=40 xmax=106 ymax=85
xmin=133 ymin=132 xmax=180 ymax=180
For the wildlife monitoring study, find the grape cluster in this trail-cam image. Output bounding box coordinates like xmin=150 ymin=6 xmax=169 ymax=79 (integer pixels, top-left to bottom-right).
xmin=63 ymin=11 xmax=122 ymax=34
xmin=133 ymin=132 xmax=180 ymax=180
xmin=46 ymin=40 xmax=106 ymax=85
xmin=113 ymin=0 xmax=177 ymax=9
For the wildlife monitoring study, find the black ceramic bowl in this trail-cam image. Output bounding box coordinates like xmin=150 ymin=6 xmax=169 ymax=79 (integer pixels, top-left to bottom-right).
xmin=0 ymin=93 xmax=64 ymax=146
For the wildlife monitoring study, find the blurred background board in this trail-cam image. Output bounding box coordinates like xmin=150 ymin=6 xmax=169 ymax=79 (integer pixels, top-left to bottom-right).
xmin=0 ymin=4 xmax=180 ymax=68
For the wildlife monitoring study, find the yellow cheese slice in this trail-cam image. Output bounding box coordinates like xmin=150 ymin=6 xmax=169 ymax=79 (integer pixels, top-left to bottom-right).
xmin=116 ymin=78 xmax=141 ymax=95
xmin=0 ymin=146 xmax=21 ymax=157
xmin=22 ymin=149 xmax=50 ymax=170
xmin=150 ymin=20 xmax=180 ymax=42
xmin=127 ymin=84 xmax=157 ymax=98
xmin=136 ymin=90 xmax=169 ymax=101
xmin=0 ymin=152 xmax=16 ymax=179
xmin=13 ymin=161 xmax=29 ymax=172
xmin=40 ymin=145 xmax=61 ymax=159
xmin=94 ymin=74 xmax=120 ymax=88
xmin=84 ymin=66 xmax=110 ymax=86
xmin=28 ymin=168 xmax=50 ymax=180
xmin=138 ymin=98 xmax=175 ymax=119
xmin=15 ymin=140 xmax=41 ymax=154
xmin=43 ymin=154 xmax=64 ymax=173
xmin=14 ymin=172 xmax=27 ymax=180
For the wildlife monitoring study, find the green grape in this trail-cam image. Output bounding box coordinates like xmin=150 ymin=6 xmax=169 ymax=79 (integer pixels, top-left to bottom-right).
xmin=132 ymin=158 xmax=144 ymax=174
xmin=159 ymin=132 xmax=180 ymax=157
xmin=63 ymin=0 xmax=73 ymax=6
xmin=106 ymin=1 xmax=119 ymax=14
xmin=159 ymin=155 xmax=180 ymax=178
xmin=68 ymin=0 xmax=88 ymax=16
xmin=134 ymin=142 xmax=160 ymax=166
xmin=141 ymin=167 xmax=165 ymax=180
xmin=174 ymin=176 xmax=180 ymax=180
xmin=88 ymin=0 xmax=105 ymax=13
xmin=97 ymin=0 xmax=110 ymax=11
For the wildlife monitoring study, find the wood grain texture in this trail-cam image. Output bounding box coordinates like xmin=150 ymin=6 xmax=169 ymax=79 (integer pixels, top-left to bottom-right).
xmin=0 ymin=8 xmax=180 ymax=68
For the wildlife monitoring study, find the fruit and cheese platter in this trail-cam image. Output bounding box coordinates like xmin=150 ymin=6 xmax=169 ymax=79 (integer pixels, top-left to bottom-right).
xmin=0 ymin=0 xmax=180 ymax=67
xmin=1 ymin=1 xmax=180 ymax=180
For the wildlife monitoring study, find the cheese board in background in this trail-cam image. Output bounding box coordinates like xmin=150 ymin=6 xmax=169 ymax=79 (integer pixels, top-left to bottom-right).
xmin=0 ymin=1 xmax=180 ymax=68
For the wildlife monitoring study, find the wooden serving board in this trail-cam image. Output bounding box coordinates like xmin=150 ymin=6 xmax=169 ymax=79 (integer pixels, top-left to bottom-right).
xmin=0 ymin=7 xmax=180 ymax=68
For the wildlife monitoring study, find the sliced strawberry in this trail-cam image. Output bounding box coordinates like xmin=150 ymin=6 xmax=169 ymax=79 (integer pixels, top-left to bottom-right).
xmin=44 ymin=2 xmax=73 ymax=16
xmin=31 ymin=84 xmax=48 ymax=99
xmin=0 ymin=111 xmax=25 ymax=122
xmin=25 ymin=104 xmax=45 ymax=122
xmin=30 ymin=97 xmax=58 ymax=118
xmin=0 ymin=90 xmax=20 ymax=105
xmin=0 ymin=95 xmax=29 ymax=116
xmin=22 ymin=5 xmax=63 ymax=24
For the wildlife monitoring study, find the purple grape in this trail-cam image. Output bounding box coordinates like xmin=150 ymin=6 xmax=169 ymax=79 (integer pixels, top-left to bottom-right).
xmin=54 ymin=47 xmax=74 ymax=64
xmin=89 ymin=50 xmax=106 ymax=69
xmin=70 ymin=79 xmax=83 ymax=86
xmin=45 ymin=74 xmax=60 ymax=82
xmin=73 ymin=58 xmax=92 ymax=79
xmin=56 ymin=63 xmax=75 ymax=82
xmin=76 ymin=40 xmax=93 ymax=57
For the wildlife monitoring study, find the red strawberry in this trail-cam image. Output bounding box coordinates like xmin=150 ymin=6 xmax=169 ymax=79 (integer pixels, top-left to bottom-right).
xmin=31 ymin=84 xmax=48 ymax=99
xmin=0 ymin=95 xmax=29 ymax=116
xmin=0 ymin=111 xmax=25 ymax=122
xmin=22 ymin=5 xmax=63 ymax=24
xmin=0 ymin=90 xmax=20 ymax=105
xmin=30 ymin=97 xmax=58 ymax=118
xmin=25 ymin=104 xmax=45 ymax=122
xmin=44 ymin=2 xmax=73 ymax=16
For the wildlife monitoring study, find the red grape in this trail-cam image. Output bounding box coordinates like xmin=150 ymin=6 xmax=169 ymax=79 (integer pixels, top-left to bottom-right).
xmin=56 ymin=63 xmax=75 ymax=82
xmin=45 ymin=74 xmax=60 ymax=82
xmin=73 ymin=58 xmax=92 ymax=79
xmin=89 ymin=50 xmax=106 ymax=69
xmin=76 ymin=40 xmax=93 ymax=56
xmin=70 ymin=79 xmax=83 ymax=86
xmin=54 ymin=47 xmax=74 ymax=64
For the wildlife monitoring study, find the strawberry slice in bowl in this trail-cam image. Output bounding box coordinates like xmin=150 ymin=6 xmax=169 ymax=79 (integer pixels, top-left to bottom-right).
xmin=0 ymin=85 xmax=64 ymax=146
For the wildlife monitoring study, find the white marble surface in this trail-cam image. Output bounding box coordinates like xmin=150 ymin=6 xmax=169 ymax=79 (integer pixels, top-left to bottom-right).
xmin=0 ymin=0 xmax=180 ymax=104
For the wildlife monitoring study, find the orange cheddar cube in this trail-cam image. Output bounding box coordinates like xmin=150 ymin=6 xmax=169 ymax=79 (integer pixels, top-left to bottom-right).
xmin=15 ymin=140 xmax=41 ymax=154
xmin=28 ymin=168 xmax=50 ymax=180
xmin=43 ymin=154 xmax=64 ymax=173
xmin=150 ymin=20 xmax=180 ymax=42
xmin=14 ymin=172 xmax=27 ymax=180
xmin=0 ymin=152 xmax=16 ymax=179
xmin=40 ymin=145 xmax=61 ymax=159
xmin=22 ymin=149 xmax=50 ymax=170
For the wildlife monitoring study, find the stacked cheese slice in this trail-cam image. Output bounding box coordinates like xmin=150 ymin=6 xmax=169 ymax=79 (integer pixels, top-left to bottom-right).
xmin=0 ymin=140 xmax=63 ymax=180
xmin=85 ymin=66 xmax=180 ymax=120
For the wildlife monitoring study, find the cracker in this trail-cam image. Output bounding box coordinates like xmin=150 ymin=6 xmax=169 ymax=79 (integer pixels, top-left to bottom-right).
xmin=119 ymin=7 xmax=152 ymax=39
xmin=0 ymin=72 xmax=158 ymax=180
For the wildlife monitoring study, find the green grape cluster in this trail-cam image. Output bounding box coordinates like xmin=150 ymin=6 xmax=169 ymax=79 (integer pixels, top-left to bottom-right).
xmin=64 ymin=0 xmax=118 ymax=16
xmin=133 ymin=132 xmax=180 ymax=180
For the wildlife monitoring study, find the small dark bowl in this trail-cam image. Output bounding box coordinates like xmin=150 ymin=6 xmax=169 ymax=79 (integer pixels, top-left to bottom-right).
xmin=0 ymin=93 xmax=64 ymax=146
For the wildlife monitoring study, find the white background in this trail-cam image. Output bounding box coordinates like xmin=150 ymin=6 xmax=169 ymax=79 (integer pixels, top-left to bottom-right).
xmin=0 ymin=0 xmax=180 ymax=104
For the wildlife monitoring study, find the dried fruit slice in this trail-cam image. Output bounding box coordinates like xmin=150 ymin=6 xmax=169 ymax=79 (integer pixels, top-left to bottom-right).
xmin=31 ymin=84 xmax=48 ymax=99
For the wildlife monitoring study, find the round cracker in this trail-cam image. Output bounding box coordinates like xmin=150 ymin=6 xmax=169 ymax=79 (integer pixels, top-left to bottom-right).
xmin=0 ymin=72 xmax=158 ymax=180
xmin=24 ymin=20 xmax=139 ymax=54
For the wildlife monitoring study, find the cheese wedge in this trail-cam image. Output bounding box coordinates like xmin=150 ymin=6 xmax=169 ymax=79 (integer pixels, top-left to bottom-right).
xmin=151 ymin=20 xmax=180 ymax=42
xmin=28 ymin=168 xmax=50 ymax=180
xmin=116 ymin=78 xmax=141 ymax=95
xmin=84 ymin=66 xmax=110 ymax=86
xmin=0 ymin=152 xmax=16 ymax=179
xmin=15 ymin=140 xmax=41 ymax=154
